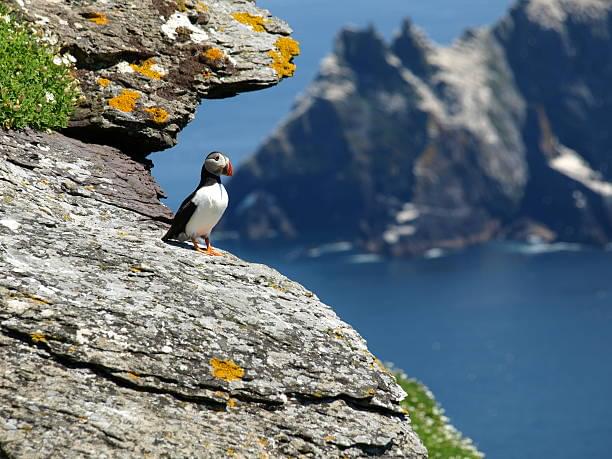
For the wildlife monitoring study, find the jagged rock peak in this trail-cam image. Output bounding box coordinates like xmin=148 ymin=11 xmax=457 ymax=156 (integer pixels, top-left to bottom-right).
xmin=6 ymin=0 xmax=299 ymax=156
xmin=333 ymin=26 xmax=392 ymax=70
xmin=391 ymin=18 xmax=434 ymax=78
xmin=328 ymin=26 xmax=419 ymax=96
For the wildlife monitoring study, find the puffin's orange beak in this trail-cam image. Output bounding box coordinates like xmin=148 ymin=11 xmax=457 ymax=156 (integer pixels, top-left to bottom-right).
xmin=224 ymin=160 xmax=233 ymax=177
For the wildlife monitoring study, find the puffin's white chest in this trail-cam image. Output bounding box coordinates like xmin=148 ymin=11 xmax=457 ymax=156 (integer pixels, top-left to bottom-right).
xmin=185 ymin=183 xmax=228 ymax=238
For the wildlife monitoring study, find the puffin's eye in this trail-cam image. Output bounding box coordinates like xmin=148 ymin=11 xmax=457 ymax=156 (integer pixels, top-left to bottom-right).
xmin=215 ymin=156 xmax=220 ymax=161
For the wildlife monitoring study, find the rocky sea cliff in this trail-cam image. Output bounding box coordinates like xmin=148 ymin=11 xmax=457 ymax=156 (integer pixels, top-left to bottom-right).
xmin=0 ymin=1 xmax=426 ymax=456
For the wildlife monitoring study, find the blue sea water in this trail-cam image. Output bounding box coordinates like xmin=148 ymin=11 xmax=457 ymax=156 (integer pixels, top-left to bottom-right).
xmin=149 ymin=1 xmax=612 ymax=457
xmin=221 ymin=241 xmax=612 ymax=459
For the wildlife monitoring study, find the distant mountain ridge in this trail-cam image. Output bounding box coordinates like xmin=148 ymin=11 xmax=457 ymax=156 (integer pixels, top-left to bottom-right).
xmin=225 ymin=0 xmax=612 ymax=256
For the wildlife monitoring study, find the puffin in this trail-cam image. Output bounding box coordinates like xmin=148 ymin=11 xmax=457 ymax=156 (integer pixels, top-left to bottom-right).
xmin=162 ymin=151 xmax=233 ymax=255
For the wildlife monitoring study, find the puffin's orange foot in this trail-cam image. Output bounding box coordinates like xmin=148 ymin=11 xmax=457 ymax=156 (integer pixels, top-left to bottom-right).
xmin=191 ymin=237 xmax=208 ymax=254
xmin=204 ymin=237 xmax=223 ymax=256
xmin=206 ymin=247 xmax=223 ymax=257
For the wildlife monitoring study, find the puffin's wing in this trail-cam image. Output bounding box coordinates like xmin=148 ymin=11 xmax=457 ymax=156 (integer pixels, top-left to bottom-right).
xmin=162 ymin=191 xmax=197 ymax=241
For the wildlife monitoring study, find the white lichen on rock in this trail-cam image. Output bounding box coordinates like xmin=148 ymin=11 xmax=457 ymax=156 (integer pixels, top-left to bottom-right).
xmin=161 ymin=12 xmax=208 ymax=42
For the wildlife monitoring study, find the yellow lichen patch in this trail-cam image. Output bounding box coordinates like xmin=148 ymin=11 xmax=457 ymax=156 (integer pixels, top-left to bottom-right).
xmin=258 ymin=438 xmax=269 ymax=448
xmin=210 ymin=358 xmax=245 ymax=382
xmin=30 ymin=332 xmax=47 ymax=344
xmin=203 ymin=47 xmax=225 ymax=62
xmin=227 ymin=398 xmax=238 ymax=409
xmin=97 ymin=78 xmax=111 ymax=88
xmin=144 ymin=107 xmax=170 ymax=124
xmin=268 ymin=37 xmax=300 ymax=78
xmin=231 ymin=12 xmax=267 ymax=32
xmin=326 ymin=327 xmax=345 ymax=340
xmin=195 ymin=1 xmax=209 ymax=13
xmin=226 ymin=448 xmax=237 ymax=457
xmin=323 ymin=434 xmax=336 ymax=443
xmin=214 ymin=390 xmax=230 ymax=400
xmin=126 ymin=372 xmax=141 ymax=382
xmin=17 ymin=292 xmax=52 ymax=306
xmin=130 ymin=58 xmax=164 ymax=80
xmin=276 ymin=37 xmax=301 ymax=59
xmin=84 ymin=12 xmax=108 ymax=26
xmin=268 ymin=280 xmax=289 ymax=293
xmin=176 ymin=0 xmax=187 ymax=12
xmin=108 ymin=89 xmax=141 ymax=113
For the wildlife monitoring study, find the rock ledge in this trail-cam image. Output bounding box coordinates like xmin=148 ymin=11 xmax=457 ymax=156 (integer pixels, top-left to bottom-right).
xmin=0 ymin=129 xmax=426 ymax=457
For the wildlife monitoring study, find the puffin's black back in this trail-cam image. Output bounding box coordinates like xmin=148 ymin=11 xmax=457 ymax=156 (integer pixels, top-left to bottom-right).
xmin=161 ymin=160 xmax=222 ymax=241
xmin=161 ymin=193 xmax=197 ymax=241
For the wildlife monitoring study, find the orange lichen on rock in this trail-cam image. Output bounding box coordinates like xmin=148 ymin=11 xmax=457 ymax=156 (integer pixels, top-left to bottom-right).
xmin=126 ymin=372 xmax=141 ymax=382
xmin=210 ymin=358 xmax=245 ymax=382
xmin=108 ymin=89 xmax=141 ymax=112
xmin=227 ymin=398 xmax=238 ymax=409
xmin=231 ymin=12 xmax=267 ymax=32
xmin=131 ymin=58 xmax=164 ymax=80
xmin=203 ymin=47 xmax=225 ymax=62
xmin=268 ymin=37 xmax=300 ymax=78
xmin=258 ymin=438 xmax=269 ymax=448
xmin=144 ymin=107 xmax=169 ymax=124
xmin=30 ymin=332 xmax=47 ymax=343
xmin=276 ymin=37 xmax=301 ymax=58
xmin=97 ymin=78 xmax=111 ymax=88
xmin=214 ymin=390 xmax=230 ymax=400
xmin=84 ymin=12 xmax=108 ymax=25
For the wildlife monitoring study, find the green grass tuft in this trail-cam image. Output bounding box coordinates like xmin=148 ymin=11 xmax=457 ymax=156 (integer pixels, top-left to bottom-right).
xmin=0 ymin=5 xmax=79 ymax=130
xmin=395 ymin=370 xmax=485 ymax=459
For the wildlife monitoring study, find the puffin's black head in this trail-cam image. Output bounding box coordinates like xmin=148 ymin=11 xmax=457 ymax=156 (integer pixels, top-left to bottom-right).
xmin=203 ymin=151 xmax=233 ymax=177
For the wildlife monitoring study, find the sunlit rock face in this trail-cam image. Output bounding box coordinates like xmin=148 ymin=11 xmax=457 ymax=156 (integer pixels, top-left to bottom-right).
xmin=0 ymin=130 xmax=427 ymax=457
xmin=225 ymin=0 xmax=612 ymax=255
xmin=10 ymin=0 xmax=297 ymax=156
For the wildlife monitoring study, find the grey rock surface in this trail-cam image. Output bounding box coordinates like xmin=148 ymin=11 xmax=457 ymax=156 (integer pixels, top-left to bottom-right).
xmin=224 ymin=0 xmax=612 ymax=256
xmin=7 ymin=0 xmax=298 ymax=155
xmin=0 ymin=128 xmax=426 ymax=457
